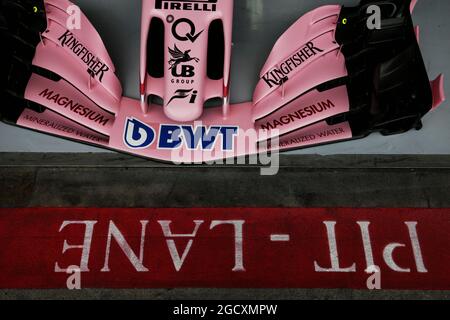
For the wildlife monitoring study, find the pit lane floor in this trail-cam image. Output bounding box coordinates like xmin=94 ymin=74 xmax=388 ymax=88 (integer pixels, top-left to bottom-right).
xmin=1 ymin=153 xmax=450 ymax=300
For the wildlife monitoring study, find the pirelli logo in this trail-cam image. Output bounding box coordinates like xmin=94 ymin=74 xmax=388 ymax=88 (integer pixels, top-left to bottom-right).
xmin=155 ymin=0 xmax=217 ymax=12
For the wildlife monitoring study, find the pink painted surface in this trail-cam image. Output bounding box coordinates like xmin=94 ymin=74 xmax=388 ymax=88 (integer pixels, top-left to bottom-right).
xmin=109 ymin=98 xmax=255 ymax=163
xmin=25 ymin=74 xmax=114 ymax=136
xmin=17 ymin=96 xmax=352 ymax=163
xmin=140 ymin=0 xmax=234 ymax=121
xmin=253 ymin=48 xmax=348 ymax=121
xmin=410 ymin=0 xmax=418 ymax=13
xmin=431 ymin=74 xmax=446 ymax=110
xmin=253 ymin=5 xmax=344 ymax=106
xmin=28 ymin=0 xmax=123 ymax=115
xmin=255 ymin=85 xmax=350 ymax=139
xmin=33 ymin=41 xmax=121 ymax=114
xmin=276 ymin=121 xmax=353 ymax=152
xmin=17 ymin=108 xmax=109 ymax=146
xmin=42 ymin=20 xmax=119 ymax=95
xmin=9 ymin=0 xmax=445 ymax=162
xmin=44 ymin=0 xmax=116 ymax=71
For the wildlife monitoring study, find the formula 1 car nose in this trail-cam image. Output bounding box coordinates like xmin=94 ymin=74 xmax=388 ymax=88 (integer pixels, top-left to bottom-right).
xmin=0 ymin=0 xmax=446 ymax=163
xmin=140 ymin=0 xmax=234 ymax=122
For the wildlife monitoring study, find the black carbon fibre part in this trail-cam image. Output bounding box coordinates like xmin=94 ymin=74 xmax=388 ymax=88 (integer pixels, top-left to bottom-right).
xmin=0 ymin=0 xmax=47 ymax=122
xmin=332 ymin=0 xmax=433 ymax=136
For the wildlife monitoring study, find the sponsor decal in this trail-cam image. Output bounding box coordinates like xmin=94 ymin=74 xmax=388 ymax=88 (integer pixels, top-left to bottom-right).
xmin=279 ymin=127 xmax=346 ymax=148
xmin=168 ymin=45 xmax=199 ymax=70
xmin=38 ymin=88 xmax=110 ymax=126
xmin=260 ymin=99 xmax=335 ymax=130
xmin=158 ymin=124 xmax=238 ymax=150
xmin=171 ymin=78 xmax=195 ymax=85
xmin=123 ymin=118 xmax=238 ymax=151
xmin=156 ymin=0 xmax=217 ymax=12
xmin=168 ymin=44 xmax=199 ymax=80
xmin=262 ymin=42 xmax=324 ymax=88
xmin=171 ymin=18 xmax=204 ymax=43
xmin=21 ymin=114 xmax=107 ymax=143
xmin=1 ymin=208 xmax=449 ymax=289
xmin=58 ymin=31 xmax=110 ymax=82
xmin=168 ymin=88 xmax=198 ymax=105
xmin=124 ymin=118 xmax=156 ymax=149
xmin=167 ymin=20 xmax=202 ymax=86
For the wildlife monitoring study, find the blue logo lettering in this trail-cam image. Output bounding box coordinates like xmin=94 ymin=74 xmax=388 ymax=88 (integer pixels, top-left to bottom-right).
xmin=158 ymin=125 xmax=238 ymax=151
xmin=124 ymin=118 xmax=156 ymax=149
xmin=159 ymin=125 xmax=183 ymax=149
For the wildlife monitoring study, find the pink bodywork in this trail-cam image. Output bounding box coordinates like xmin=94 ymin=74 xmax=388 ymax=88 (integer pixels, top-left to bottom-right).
xmin=250 ymin=4 xmax=350 ymax=141
xmin=36 ymin=0 xmax=122 ymax=114
xmin=253 ymin=6 xmax=344 ymax=107
xmin=140 ymin=0 xmax=234 ymax=122
xmin=12 ymin=0 xmax=446 ymax=163
xmin=24 ymin=74 xmax=115 ymax=136
xmin=255 ymin=85 xmax=350 ymax=140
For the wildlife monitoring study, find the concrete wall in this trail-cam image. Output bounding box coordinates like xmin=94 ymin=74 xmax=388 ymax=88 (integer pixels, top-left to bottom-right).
xmin=1 ymin=0 xmax=449 ymax=154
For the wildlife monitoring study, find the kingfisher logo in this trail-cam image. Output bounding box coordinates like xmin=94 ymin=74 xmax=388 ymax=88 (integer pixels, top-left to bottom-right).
xmin=262 ymin=42 xmax=324 ymax=88
xmin=58 ymin=30 xmax=110 ymax=82
xmin=155 ymin=0 xmax=217 ymax=11
xmin=124 ymin=118 xmax=238 ymax=151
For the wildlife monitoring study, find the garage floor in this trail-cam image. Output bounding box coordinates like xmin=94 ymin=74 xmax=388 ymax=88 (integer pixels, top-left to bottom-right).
xmin=0 ymin=153 xmax=449 ymax=299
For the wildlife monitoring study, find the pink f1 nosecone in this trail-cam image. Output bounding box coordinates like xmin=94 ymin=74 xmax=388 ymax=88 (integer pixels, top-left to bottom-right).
xmin=140 ymin=0 xmax=234 ymax=122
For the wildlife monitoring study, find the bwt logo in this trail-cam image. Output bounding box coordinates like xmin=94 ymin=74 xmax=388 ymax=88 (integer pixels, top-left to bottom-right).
xmin=124 ymin=118 xmax=156 ymax=149
xmin=124 ymin=118 xmax=238 ymax=151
